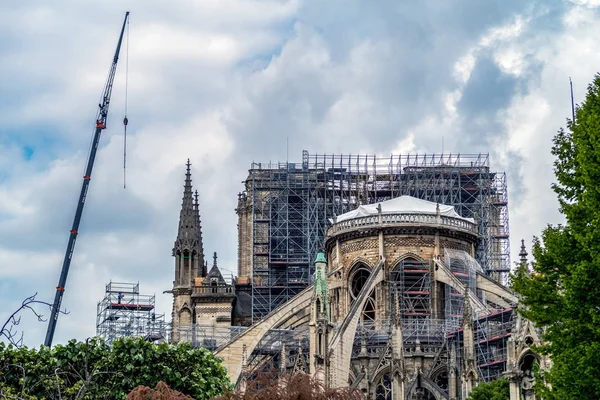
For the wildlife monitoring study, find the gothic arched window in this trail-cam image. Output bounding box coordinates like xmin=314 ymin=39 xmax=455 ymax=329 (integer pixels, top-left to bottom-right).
xmin=374 ymin=372 xmax=392 ymax=400
xmin=349 ymin=264 xmax=377 ymax=323
xmin=350 ymin=266 xmax=371 ymax=299
xmin=389 ymin=257 xmax=430 ymax=319
xmin=362 ymin=296 xmax=376 ymax=324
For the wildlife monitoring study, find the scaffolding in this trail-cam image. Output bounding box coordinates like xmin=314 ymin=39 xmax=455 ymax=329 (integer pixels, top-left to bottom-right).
xmin=243 ymin=151 xmax=510 ymax=321
xmin=248 ymin=164 xmax=313 ymax=321
xmin=175 ymin=324 xmax=249 ymax=350
xmin=352 ymin=321 xmax=392 ymax=358
xmin=390 ymin=257 xmax=432 ymax=320
xmin=474 ymin=308 xmax=514 ymax=382
xmin=96 ymin=281 xmax=167 ymax=345
xmin=444 ymin=249 xmax=483 ymax=330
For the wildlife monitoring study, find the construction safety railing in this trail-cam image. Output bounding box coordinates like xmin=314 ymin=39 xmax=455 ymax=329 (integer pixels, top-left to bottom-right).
xmin=328 ymin=213 xmax=478 ymax=237
xmin=175 ymin=325 xmax=249 ymax=350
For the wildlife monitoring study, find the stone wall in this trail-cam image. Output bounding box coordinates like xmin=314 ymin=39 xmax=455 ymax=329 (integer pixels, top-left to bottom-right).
xmin=236 ymin=194 xmax=253 ymax=279
xmin=195 ymin=302 xmax=233 ymax=327
xmin=326 ymin=231 xmax=474 ymax=322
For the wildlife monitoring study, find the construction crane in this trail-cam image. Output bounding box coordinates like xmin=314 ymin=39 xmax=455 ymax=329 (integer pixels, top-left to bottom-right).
xmin=44 ymin=11 xmax=130 ymax=347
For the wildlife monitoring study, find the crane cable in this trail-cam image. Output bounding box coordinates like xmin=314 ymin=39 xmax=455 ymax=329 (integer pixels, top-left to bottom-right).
xmin=123 ymin=16 xmax=130 ymax=189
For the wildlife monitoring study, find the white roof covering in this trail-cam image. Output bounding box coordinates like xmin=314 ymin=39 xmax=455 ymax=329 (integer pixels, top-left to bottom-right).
xmin=333 ymin=196 xmax=475 ymax=223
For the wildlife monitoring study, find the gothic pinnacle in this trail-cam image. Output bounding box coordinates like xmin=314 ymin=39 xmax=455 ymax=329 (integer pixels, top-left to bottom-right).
xmin=519 ymin=239 xmax=528 ymax=265
xmin=174 ymin=160 xmax=204 ymax=263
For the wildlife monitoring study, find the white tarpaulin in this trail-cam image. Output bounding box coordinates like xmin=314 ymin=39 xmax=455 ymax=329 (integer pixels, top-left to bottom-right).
xmin=333 ymin=195 xmax=474 ymax=223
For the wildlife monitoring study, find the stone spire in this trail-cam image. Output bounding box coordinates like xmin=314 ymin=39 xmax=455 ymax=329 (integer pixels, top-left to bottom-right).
xmin=173 ymin=160 xmax=205 ymax=286
xmin=519 ymin=239 xmax=528 ymax=265
xmin=312 ymin=251 xmax=330 ymax=320
xmin=175 ymin=160 xmax=197 ymax=247
xmin=205 ymin=251 xmax=227 ymax=285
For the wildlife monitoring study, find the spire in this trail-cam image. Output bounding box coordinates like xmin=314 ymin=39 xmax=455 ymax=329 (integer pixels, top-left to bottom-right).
xmin=173 ymin=160 xmax=205 ymax=281
xmin=519 ymin=239 xmax=528 ymax=265
xmin=205 ymin=251 xmax=227 ymax=285
xmin=313 ymin=251 xmax=330 ymax=320
xmin=176 ymin=159 xmax=196 ymax=243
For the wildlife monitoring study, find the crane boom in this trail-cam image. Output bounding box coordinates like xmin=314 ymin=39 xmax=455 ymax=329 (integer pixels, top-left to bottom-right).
xmin=44 ymin=11 xmax=130 ymax=347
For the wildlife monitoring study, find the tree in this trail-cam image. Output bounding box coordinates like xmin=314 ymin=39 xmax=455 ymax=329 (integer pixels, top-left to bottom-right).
xmin=467 ymin=378 xmax=509 ymax=400
xmin=0 ymin=337 xmax=230 ymax=399
xmin=511 ymin=73 xmax=600 ymax=399
xmin=0 ymin=292 xmax=68 ymax=347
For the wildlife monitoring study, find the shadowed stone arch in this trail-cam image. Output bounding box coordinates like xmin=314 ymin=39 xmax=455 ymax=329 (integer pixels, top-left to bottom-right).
xmin=371 ymin=366 xmax=393 ymax=400
xmin=178 ymin=304 xmax=193 ymax=326
xmin=430 ymin=366 xmax=450 ymax=393
xmin=518 ymin=348 xmax=541 ymax=366
xmin=348 ymin=260 xmax=374 ymax=300
xmin=518 ymin=350 xmax=540 ymax=397
xmin=389 ymin=252 xmax=428 ymax=273
xmin=347 ymin=259 xmax=377 ymax=324
xmin=327 ymin=258 xmax=386 ymax=388
xmin=348 ymin=257 xmax=375 ymax=275
xmin=406 ymin=372 xmax=448 ymax=400
xmin=389 ymin=255 xmax=431 ymax=318
xmin=178 ymin=302 xmax=192 ymax=314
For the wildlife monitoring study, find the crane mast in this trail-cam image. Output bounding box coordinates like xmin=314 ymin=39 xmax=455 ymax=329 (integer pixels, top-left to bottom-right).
xmin=44 ymin=11 xmax=130 ymax=347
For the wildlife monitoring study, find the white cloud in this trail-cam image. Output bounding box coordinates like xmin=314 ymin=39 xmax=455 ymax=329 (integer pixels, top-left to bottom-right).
xmin=479 ymin=16 xmax=526 ymax=47
xmin=2 ymin=0 xmax=600 ymax=348
xmin=493 ymin=48 xmax=526 ymax=76
xmin=454 ymin=53 xmax=477 ymax=84
xmin=567 ymin=0 xmax=600 ymax=8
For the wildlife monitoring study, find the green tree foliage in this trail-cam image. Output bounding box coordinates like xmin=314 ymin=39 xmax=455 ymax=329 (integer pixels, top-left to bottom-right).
xmin=0 ymin=337 xmax=230 ymax=399
xmin=467 ymin=378 xmax=509 ymax=400
xmin=511 ymin=73 xmax=600 ymax=399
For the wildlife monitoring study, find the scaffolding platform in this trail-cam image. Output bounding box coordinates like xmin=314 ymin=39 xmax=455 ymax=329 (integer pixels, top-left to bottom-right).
xmin=96 ymin=281 xmax=167 ymax=345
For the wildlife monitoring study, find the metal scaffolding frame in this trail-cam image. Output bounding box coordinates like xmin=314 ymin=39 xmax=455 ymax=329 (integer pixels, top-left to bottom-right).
xmin=96 ymin=281 xmax=167 ymax=345
xmin=249 ymin=165 xmax=312 ymax=321
xmin=390 ymin=257 xmax=432 ymax=319
xmin=474 ymin=308 xmax=514 ymax=382
xmin=175 ymin=324 xmax=249 ymax=351
xmin=444 ymin=249 xmax=482 ymax=330
xmin=243 ymin=151 xmax=510 ymax=321
xmin=351 ymin=321 xmax=392 ymax=357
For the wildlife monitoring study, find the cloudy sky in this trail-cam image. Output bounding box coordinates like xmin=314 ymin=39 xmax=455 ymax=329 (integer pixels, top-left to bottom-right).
xmin=1 ymin=0 xmax=600 ymax=347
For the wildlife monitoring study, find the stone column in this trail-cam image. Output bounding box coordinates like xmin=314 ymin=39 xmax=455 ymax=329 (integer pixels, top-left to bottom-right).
xmin=509 ymin=376 xmax=521 ymax=400
xmin=449 ymin=342 xmax=458 ymax=400
xmin=193 ymin=252 xmax=199 ymax=279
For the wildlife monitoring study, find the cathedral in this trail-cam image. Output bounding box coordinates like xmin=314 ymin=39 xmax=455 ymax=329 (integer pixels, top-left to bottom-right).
xmin=170 ymin=160 xmax=251 ymax=345
xmin=170 ymin=161 xmax=547 ymax=400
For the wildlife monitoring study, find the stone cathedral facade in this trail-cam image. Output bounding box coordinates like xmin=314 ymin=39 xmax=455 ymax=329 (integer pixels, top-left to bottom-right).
xmin=170 ymin=161 xmax=246 ymax=344
xmin=303 ymin=197 xmax=548 ymax=399
xmin=170 ymin=162 xmax=547 ymax=400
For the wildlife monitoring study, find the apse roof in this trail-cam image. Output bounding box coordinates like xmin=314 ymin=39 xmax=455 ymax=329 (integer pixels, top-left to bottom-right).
xmin=333 ymin=195 xmax=474 ymax=223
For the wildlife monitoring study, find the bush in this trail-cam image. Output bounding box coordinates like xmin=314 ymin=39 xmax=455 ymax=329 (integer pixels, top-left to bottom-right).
xmin=0 ymin=337 xmax=230 ymax=399
xmin=467 ymin=378 xmax=509 ymax=400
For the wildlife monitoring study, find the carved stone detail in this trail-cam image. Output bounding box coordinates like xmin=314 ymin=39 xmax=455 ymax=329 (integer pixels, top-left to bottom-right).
xmin=440 ymin=239 xmax=471 ymax=254
xmin=385 ymin=237 xmax=435 ymax=248
xmin=340 ymin=239 xmax=379 ymax=253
